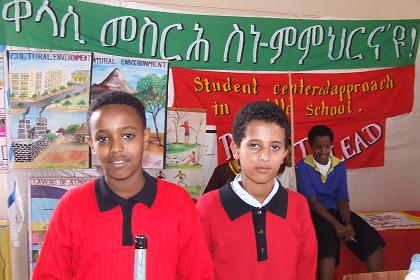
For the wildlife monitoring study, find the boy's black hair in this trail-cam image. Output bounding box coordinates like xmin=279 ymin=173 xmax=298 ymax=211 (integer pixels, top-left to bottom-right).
xmin=308 ymin=125 xmax=334 ymax=145
xmin=232 ymin=101 xmax=290 ymax=145
xmin=87 ymin=91 xmax=146 ymax=131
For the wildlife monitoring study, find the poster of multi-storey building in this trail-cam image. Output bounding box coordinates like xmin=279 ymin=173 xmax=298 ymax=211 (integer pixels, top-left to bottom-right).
xmin=91 ymin=54 xmax=168 ymax=169
xmin=0 ymin=52 xmax=8 ymax=170
xmin=8 ymin=51 xmax=92 ymax=168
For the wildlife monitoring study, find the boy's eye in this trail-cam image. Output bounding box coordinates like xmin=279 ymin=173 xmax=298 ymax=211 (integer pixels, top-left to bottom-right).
xmin=249 ymin=143 xmax=259 ymax=149
xmin=96 ymin=136 xmax=108 ymax=142
xmin=122 ymin=133 xmax=135 ymax=140
xmin=271 ymin=145 xmax=280 ymax=151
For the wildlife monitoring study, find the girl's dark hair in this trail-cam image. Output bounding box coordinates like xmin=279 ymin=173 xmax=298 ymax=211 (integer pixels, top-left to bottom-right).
xmin=232 ymin=101 xmax=290 ymax=145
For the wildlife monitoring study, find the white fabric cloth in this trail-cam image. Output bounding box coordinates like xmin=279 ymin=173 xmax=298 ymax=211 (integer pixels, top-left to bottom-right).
xmin=314 ymin=157 xmax=331 ymax=177
xmin=231 ymin=174 xmax=279 ymax=208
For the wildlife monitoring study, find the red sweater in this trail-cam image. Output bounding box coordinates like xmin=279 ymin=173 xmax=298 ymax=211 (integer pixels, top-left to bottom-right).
xmin=196 ymin=183 xmax=317 ymax=280
xmin=32 ymin=174 xmax=213 ymax=280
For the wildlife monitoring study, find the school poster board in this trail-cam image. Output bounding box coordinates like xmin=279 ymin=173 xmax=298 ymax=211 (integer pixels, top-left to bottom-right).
xmin=28 ymin=177 xmax=93 ymax=275
xmin=158 ymin=108 xmax=206 ymax=198
xmin=8 ymin=51 xmax=92 ymax=169
xmin=91 ymin=54 xmax=169 ymax=169
xmin=203 ymin=125 xmax=218 ymax=187
xmin=357 ymin=211 xmax=420 ymax=231
xmin=0 ymin=53 xmax=7 ymax=171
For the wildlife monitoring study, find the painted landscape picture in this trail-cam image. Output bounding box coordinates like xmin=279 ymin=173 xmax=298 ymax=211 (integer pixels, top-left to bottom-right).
xmin=8 ymin=51 xmax=92 ymax=168
xmin=28 ymin=177 xmax=93 ymax=275
xmin=91 ymin=54 xmax=169 ymax=169
xmin=163 ymin=108 xmax=206 ymax=198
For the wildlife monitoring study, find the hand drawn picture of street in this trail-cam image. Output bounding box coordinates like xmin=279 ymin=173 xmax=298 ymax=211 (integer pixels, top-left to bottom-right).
xmin=91 ymin=54 xmax=168 ymax=169
xmin=0 ymin=53 xmax=8 ymax=170
xmin=8 ymin=51 xmax=92 ymax=168
xmin=164 ymin=108 xmax=206 ymax=198
xmin=28 ymin=177 xmax=93 ymax=276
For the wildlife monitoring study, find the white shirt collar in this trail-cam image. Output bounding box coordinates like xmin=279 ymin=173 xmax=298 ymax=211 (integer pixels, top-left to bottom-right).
xmin=314 ymin=157 xmax=331 ymax=177
xmin=230 ymin=174 xmax=279 ymax=208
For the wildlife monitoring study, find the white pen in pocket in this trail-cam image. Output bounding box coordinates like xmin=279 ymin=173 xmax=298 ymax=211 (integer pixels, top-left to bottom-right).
xmin=134 ymin=235 xmax=147 ymax=280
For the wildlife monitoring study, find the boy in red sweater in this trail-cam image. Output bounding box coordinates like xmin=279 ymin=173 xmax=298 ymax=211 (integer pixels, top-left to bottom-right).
xmin=196 ymin=101 xmax=317 ymax=280
xmin=33 ymin=91 xmax=213 ymax=280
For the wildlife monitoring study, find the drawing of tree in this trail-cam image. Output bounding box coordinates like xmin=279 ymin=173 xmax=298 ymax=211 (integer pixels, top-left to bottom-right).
xmin=66 ymin=124 xmax=79 ymax=134
xmin=168 ymin=111 xmax=189 ymax=144
xmin=54 ymin=99 xmax=61 ymax=107
xmin=77 ymin=100 xmax=86 ymax=108
xmin=63 ymin=100 xmax=71 ymax=108
xmin=194 ymin=115 xmax=204 ymax=144
xmin=136 ymin=74 xmax=167 ymax=146
xmin=196 ymin=144 xmax=204 ymax=165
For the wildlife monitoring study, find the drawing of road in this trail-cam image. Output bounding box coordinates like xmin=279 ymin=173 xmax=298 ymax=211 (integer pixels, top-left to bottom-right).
xmin=11 ymin=84 xmax=88 ymax=108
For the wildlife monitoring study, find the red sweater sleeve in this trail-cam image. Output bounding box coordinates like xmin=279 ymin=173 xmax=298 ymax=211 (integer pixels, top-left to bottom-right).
xmin=296 ymin=197 xmax=318 ymax=280
xmin=32 ymin=191 xmax=74 ymax=279
xmin=176 ymin=189 xmax=214 ymax=280
xmin=196 ymin=192 xmax=216 ymax=256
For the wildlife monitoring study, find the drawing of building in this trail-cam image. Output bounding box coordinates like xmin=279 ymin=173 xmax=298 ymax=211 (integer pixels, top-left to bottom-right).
xmin=71 ymin=70 xmax=90 ymax=83
xmin=44 ymin=69 xmax=69 ymax=91
xmin=75 ymin=122 xmax=88 ymax=144
xmin=14 ymin=108 xmax=52 ymax=162
xmin=18 ymin=117 xmax=31 ymax=139
xmin=34 ymin=116 xmax=48 ymax=139
xmin=10 ymin=68 xmax=69 ymax=98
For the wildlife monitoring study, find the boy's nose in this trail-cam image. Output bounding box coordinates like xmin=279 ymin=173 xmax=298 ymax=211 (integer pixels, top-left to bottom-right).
xmin=110 ymin=140 xmax=123 ymax=154
xmin=322 ymin=147 xmax=330 ymax=155
xmin=258 ymin=149 xmax=270 ymax=161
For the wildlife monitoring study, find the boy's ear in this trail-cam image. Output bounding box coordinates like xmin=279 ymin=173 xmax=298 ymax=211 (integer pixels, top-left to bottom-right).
xmin=143 ymin=128 xmax=151 ymax=148
xmin=87 ymin=136 xmax=96 ymax=155
xmin=230 ymin=141 xmax=240 ymax=160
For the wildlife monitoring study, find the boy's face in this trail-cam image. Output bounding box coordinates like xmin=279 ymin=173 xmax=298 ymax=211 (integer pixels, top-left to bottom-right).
xmin=88 ymin=104 xmax=150 ymax=187
xmin=310 ymin=135 xmax=332 ymax=165
xmin=230 ymin=120 xmax=288 ymax=190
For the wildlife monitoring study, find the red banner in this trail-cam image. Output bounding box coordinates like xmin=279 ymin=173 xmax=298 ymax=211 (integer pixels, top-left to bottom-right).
xmin=290 ymin=68 xmax=414 ymax=123
xmin=294 ymin=119 xmax=385 ymax=169
xmin=173 ymin=66 xmax=414 ymax=168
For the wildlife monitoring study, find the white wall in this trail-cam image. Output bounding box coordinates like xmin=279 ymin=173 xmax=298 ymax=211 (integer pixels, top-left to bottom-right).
xmin=104 ymin=0 xmax=420 ymax=19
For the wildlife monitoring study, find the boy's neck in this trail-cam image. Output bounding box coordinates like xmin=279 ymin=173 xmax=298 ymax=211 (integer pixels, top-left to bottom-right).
xmin=105 ymin=172 xmax=146 ymax=199
xmin=240 ymin=179 xmax=274 ymax=204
